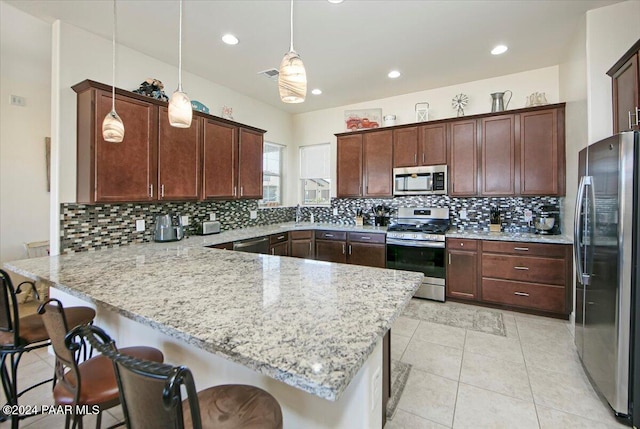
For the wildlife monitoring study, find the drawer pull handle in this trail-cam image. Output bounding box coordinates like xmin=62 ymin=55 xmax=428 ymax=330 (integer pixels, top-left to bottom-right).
xmin=514 ymin=266 xmax=529 ymax=270
xmin=460 ymin=243 xmax=464 ymax=247
xmin=277 ymin=235 xmax=285 ymax=240
xmin=360 ymin=236 xmax=371 ymax=240
xmin=325 ymin=234 xmax=334 ymax=237
xmin=514 ymin=247 xmax=529 ymax=251
xmin=514 ymin=292 xmax=530 ymax=297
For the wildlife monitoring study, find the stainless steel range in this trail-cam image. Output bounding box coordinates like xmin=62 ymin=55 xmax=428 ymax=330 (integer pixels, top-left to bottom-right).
xmin=386 ymin=207 xmax=449 ymax=301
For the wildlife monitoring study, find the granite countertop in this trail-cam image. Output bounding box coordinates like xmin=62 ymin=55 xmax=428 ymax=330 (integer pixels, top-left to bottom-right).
xmin=5 ymin=240 xmax=421 ymax=401
xmin=445 ymin=230 xmax=573 ymax=245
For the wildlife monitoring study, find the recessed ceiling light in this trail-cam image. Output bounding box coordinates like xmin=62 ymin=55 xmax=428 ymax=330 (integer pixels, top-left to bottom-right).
xmin=388 ymin=70 xmax=401 ymax=79
xmin=328 ymin=0 xmax=344 ymax=3
xmin=491 ymin=45 xmax=508 ymax=55
xmin=222 ymin=34 xmax=239 ymax=45
xmin=311 ymin=89 xmax=322 ymax=95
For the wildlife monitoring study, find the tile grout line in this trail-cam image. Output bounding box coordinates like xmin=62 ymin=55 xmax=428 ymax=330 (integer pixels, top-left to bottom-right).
xmin=450 ymin=328 xmax=468 ymax=429
xmin=514 ymin=316 xmax=543 ymax=429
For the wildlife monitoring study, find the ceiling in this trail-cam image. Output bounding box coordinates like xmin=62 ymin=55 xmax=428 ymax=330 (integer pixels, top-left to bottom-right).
xmin=8 ymin=0 xmax=621 ymax=114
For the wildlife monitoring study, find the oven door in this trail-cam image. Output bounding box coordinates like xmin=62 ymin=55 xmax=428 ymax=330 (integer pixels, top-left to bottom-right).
xmin=386 ymin=239 xmax=445 ymax=284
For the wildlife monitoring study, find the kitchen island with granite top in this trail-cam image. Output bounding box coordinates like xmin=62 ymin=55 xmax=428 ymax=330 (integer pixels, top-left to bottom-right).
xmin=5 ymin=239 xmax=422 ymax=429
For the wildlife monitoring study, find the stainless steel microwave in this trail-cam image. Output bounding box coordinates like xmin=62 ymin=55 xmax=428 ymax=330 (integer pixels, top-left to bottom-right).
xmin=393 ymin=165 xmax=447 ymax=195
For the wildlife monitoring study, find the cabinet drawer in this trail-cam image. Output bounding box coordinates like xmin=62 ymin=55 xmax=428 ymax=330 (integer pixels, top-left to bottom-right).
xmin=315 ymin=230 xmax=347 ymax=241
xmin=482 ymin=278 xmax=565 ymax=313
xmin=481 ymin=240 xmax=567 ymax=258
xmin=348 ymin=231 xmax=385 ymax=244
xmin=269 ymin=232 xmax=289 ymax=244
xmin=290 ymin=230 xmax=313 ymax=240
xmin=447 ymin=238 xmax=478 ymax=250
xmin=482 ymin=254 xmax=565 ymax=285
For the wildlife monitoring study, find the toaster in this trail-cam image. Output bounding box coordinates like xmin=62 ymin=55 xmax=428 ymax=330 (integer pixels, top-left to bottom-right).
xmin=196 ymin=221 xmax=221 ymax=235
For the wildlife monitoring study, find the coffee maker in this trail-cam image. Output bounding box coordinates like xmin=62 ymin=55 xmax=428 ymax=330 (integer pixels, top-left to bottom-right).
xmin=534 ymin=205 xmax=561 ymax=235
xmin=154 ymin=214 xmax=184 ymax=242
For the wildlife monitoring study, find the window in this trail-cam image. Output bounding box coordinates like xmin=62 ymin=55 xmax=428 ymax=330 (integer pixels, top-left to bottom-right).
xmin=261 ymin=142 xmax=284 ymax=207
xmin=300 ymin=144 xmax=331 ymax=205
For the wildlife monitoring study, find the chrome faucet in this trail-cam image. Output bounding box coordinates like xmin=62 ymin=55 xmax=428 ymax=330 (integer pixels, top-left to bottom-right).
xmin=295 ymin=204 xmax=302 ymax=223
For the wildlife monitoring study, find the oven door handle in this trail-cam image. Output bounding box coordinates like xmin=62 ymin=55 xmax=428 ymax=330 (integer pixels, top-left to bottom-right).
xmin=386 ymin=238 xmax=445 ymax=248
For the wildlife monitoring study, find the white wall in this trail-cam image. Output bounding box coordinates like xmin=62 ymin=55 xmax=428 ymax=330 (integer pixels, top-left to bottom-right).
xmin=0 ymin=2 xmax=51 ymax=263
xmin=50 ymin=22 xmax=294 ymax=252
xmin=291 ymin=66 xmax=560 ymax=202
xmin=586 ymin=0 xmax=640 ymax=143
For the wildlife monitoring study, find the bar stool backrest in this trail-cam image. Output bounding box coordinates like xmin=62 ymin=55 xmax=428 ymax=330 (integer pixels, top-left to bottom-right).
xmin=0 ymin=270 xmax=19 ymax=344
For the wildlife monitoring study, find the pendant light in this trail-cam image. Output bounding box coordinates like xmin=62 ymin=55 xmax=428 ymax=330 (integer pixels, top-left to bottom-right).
xmin=168 ymin=0 xmax=192 ymax=128
xmin=102 ymin=0 xmax=125 ymax=143
xmin=278 ymin=0 xmax=307 ymax=103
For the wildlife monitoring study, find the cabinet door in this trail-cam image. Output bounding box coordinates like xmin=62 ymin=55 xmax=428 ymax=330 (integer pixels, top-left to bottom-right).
xmin=612 ymin=53 xmax=639 ymax=133
xmin=481 ymin=115 xmax=515 ymax=196
xmin=337 ymin=134 xmax=363 ymax=197
xmin=157 ymin=107 xmax=201 ymax=201
xmin=348 ymin=242 xmax=386 ymax=268
xmin=270 ymin=241 xmax=289 ymax=256
xmin=419 ymin=123 xmax=447 ymax=165
xmin=449 ymin=120 xmax=477 ymax=196
xmin=315 ymin=240 xmax=347 ymax=263
xmin=363 ymin=130 xmax=393 ymax=197
xmin=291 ymin=239 xmax=314 ymax=259
xmin=202 ymin=119 xmax=237 ymax=199
xmin=520 ymin=108 xmax=563 ymax=196
xmin=238 ymin=128 xmax=264 ymax=199
xmin=446 ymin=250 xmax=477 ymax=300
xmin=393 ymin=127 xmax=418 ymax=167
xmin=94 ymin=90 xmax=157 ymax=202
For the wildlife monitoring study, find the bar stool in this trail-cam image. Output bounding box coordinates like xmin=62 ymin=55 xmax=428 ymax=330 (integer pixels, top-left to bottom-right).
xmin=72 ymin=324 xmax=283 ymax=429
xmin=38 ymin=299 xmax=164 ymax=429
xmin=0 ymin=269 xmax=96 ymax=429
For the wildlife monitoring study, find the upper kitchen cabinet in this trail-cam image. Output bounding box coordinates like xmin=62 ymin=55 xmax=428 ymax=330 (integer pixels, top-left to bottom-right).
xmin=520 ymin=107 xmax=565 ymax=196
xmin=363 ymin=130 xmax=393 ymax=197
xmin=74 ymin=80 xmax=266 ymax=204
xmin=449 ymin=119 xmax=478 ymax=196
xmin=237 ymin=128 xmax=264 ymax=199
xmin=392 ymin=124 xmax=447 ymax=167
xmin=481 ymin=114 xmax=516 ymax=196
xmin=608 ymin=39 xmax=640 ymax=133
xmin=75 ymin=83 xmax=158 ymax=203
xmin=337 ymin=134 xmax=363 ymax=197
xmin=202 ymin=119 xmax=237 ymax=199
xmin=337 ymin=130 xmax=393 ymax=198
xmin=157 ymin=107 xmax=201 ymax=201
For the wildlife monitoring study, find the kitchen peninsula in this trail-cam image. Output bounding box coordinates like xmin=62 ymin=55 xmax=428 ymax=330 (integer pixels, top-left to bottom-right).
xmin=5 ymin=237 xmax=422 ymax=429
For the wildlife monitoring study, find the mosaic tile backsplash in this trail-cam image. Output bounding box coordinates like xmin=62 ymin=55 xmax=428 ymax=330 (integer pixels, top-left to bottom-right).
xmin=60 ymin=196 xmax=562 ymax=253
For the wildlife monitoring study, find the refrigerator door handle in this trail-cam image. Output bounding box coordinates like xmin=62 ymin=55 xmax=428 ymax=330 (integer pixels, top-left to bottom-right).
xmin=574 ymin=176 xmax=591 ymax=285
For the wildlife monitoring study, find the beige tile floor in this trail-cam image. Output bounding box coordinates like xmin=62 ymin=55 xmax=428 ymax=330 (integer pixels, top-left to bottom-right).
xmin=385 ymin=300 xmax=630 ymax=429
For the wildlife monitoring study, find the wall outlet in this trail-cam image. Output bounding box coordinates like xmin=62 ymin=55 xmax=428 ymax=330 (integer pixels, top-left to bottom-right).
xmin=10 ymin=95 xmax=26 ymax=107
xmin=370 ymin=366 xmax=381 ymax=411
xmin=135 ymin=219 xmax=145 ymax=232
xmin=523 ymin=209 xmax=533 ymax=222
xmin=459 ymin=208 xmax=468 ymax=220
xmin=333 ymin=207 xmax=339 ymax=216
xmin=181 ymin=215 xmax=189 ymax=226
xmin=250 ymin=210 xmax=258 ymax=220
xmin=209 ymin=212 xmax=216 ymax=221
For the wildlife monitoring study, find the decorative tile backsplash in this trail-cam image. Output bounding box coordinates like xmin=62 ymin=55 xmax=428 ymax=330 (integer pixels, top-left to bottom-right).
xmin=60 ymin=196 xmax=561 ymax=254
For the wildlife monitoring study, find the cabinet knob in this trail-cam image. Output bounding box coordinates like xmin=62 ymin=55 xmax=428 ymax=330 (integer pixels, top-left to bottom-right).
xmin=460 ymin=243 xmax=464 ymax=247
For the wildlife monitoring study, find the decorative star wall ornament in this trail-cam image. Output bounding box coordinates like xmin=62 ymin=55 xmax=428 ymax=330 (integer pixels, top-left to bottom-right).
xmin=452 ymin=93 xmax=469 ymax=117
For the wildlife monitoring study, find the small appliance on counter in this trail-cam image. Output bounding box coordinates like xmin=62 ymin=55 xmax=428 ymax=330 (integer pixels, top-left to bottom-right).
xmin=196 ymin=220 xmax=221 ymax=235
xmin=154 ymin=214 xmax=184 ymax=242
xmin=372 ymin=205 xmax=392 ymax=227
xmin=534 ymin=205 xmax=560 ymax=235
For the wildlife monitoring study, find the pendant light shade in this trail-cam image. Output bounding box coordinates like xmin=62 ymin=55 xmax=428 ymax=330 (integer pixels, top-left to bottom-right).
xmin=169 ymin=0 xmax=192 ymax=128
xmin=102 ymin=0 xmax=124 ymax=143
xmin=278 ymin=0 xmax=306 ymax=103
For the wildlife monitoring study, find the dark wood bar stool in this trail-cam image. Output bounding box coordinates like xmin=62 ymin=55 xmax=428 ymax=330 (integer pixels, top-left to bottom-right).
xmin=38 ymin=299 xmax=164 ymax=429
xmin=0 ymin=269 xmax=96 ymax=429
xmin=72 ymin=324 xmax=284 ymax=429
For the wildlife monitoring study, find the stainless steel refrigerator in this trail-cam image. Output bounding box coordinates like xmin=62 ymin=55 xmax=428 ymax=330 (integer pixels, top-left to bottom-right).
xmin=574 ymin=130 xmax=639 ymax=425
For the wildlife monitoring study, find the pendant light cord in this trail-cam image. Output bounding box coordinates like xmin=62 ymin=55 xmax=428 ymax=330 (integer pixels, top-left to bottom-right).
xmin=289 ymin=0 xmax=294 ymax=52
xmin=178 ymin=0 xmax=183 ymax=92
xmin=111 ymin=0 xmax=117 ymax=112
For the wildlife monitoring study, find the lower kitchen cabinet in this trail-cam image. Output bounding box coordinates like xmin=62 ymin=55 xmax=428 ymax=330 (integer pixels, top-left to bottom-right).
xmin=446 ymin=239 xmax=478 ymax=300
xmin=315 ymin=231 xmax=348 ymax=263
xmin=269 ymin=232 xmax=289 ymax=256
xmin=347 ymin=232 xmax=386 ymax=268
xmin=290 ymin=230 xmax=314 ymax=259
